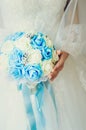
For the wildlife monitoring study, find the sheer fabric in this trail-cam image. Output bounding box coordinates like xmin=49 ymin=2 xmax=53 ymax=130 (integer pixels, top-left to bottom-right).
xmin=55 ymin=0 xmax=86 ymax=90
xmin=0 ymin=0 xmax=86 ymax=130
xmin=53 ymin=1 xmax=86 ymax=129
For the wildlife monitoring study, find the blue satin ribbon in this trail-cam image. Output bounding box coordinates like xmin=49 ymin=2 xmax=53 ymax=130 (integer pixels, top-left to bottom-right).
xmin=17 ymin=80 xmax=58 ymax=130
xmin=18 ymin=83 xmax=37 ymax=130
xmin=35 ymin=82 xmax=46 ymax=128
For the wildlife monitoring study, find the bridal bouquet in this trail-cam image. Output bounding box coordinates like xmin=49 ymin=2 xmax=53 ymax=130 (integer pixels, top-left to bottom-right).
xmin=0 ymin=32 xmax=59 ymax=85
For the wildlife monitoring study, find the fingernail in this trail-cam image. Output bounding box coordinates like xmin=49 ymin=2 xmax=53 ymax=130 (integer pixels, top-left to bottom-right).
xmin=49 ymin=75 xmax=52 ymax=79
xmin=52 ymin=69 xmax=54 ymax=72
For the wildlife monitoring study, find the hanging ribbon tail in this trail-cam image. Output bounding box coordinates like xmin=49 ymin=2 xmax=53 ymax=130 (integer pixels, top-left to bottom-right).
xmin=17 ymin=80 xmax=58 ymax=130
xmin=44 ymin=80 xmax=58 ymax=122
xmin=17 ymin=82 xmax=46 ymax=130
xmin=35 ymin=82 xmax=46 ymax=127
xmin=18 ymin=83 xmax=37 ymax=130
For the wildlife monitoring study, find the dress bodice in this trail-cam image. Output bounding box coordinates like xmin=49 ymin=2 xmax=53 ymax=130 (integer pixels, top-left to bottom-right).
xmin=0 ymin=0 xmax=66 ymax=41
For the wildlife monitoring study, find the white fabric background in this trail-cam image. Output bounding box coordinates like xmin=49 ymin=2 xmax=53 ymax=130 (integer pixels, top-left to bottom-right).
xmin=0 ymin=0 xmax=86 ymax=130
xmin=78 ymin=0 xmax=86 ymax=24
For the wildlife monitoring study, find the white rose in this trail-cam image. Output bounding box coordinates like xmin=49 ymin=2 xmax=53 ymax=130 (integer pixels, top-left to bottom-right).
xmin=28 ymin=49 xmax=42 ymax=64
xmin=14 ymin=36 xmax=32 ymax=51
xmin=42 ymin=60 xmax=54 ymax=75
xmin=52 ymin=50 xmax=59 ymax=64
xmin=44 ymin=37 xmax=53 ymax=48
xmin=1 ymin=41 xmax=14 ymax=54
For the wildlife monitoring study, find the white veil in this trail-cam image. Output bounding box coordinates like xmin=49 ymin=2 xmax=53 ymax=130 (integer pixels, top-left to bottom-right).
xmin=55 ymin=0 xmax=86 ymax=91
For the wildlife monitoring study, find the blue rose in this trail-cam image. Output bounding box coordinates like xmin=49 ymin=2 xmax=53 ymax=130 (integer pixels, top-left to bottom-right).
xmin=9 ymin=66 xmax=24 ymax=79
xmin=30 ymin=33 xmax=46 ymax=50
xmin=9 ymin=48 xmax=25 ymax=79
xmin=41 ymin=46 xmax=52 ymax=60
xmin=24 ymin=64 xmax=43 ymax=81
xmin=5 ymin=32 xmax=25 ymax=42
xmin=9 ymin=48 xmax=24 ymax=67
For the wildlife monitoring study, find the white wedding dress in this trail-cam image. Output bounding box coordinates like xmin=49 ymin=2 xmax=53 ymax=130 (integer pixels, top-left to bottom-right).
xmin=0 ymin=0 xmax=86 ymax=130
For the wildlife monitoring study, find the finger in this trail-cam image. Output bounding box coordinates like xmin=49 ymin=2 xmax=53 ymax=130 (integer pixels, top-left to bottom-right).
xmin=53 ymin=59 xmax=64 ymax=72
xmin=49 ymin=51 xmax=69 ymax=80
xmin=48 ymin=72 xmax=56 ymax=80
xmin=56 ymin=50 xmax=62 ymax=56
xmin=50 ymin=71 xmax=59 ymax=81
xmin=49 ymin=72 xmax=58 ymax=81
xmin=53 ymin=52 xmax=65 ymax=72
xmin=51 ymin=66 xmax=64 ymax=79
xmin=61 ymin=51 xmax=69 ymax=62
xmin=48 ymin=70 xmax=58 ymax=80
xmin=49 ymin=65 xmax=63 ymax=80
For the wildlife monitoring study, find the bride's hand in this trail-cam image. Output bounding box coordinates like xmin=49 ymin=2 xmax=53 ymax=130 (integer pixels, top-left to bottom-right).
xmin=48 ymin=50 xmax=69 ymax=81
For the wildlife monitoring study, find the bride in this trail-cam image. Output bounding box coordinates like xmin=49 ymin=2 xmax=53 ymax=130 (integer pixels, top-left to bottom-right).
xmin=0 ymin=0 xmax=86 ymax=130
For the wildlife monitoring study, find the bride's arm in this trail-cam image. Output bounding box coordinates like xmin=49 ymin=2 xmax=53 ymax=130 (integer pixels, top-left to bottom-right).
xmin=49 ymin=0 xmax=79 ymax=81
